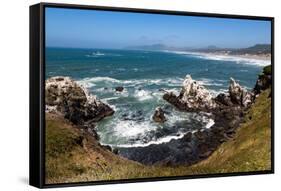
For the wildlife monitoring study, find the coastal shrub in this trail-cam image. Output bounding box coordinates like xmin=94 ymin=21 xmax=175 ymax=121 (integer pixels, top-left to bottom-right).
xmin=263 ymin=65 xmax=271 ymax=75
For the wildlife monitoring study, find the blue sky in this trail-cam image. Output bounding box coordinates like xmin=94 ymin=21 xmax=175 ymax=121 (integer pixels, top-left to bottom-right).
xmin=46 ymin=7 xmax=271 ymax=49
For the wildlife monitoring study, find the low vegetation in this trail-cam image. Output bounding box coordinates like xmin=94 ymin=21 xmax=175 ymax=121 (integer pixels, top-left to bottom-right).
xmin=46 ymin=88 xmax=272 ymax=184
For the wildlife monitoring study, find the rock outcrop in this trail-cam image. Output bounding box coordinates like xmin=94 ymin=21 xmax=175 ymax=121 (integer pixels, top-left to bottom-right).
xmin=228 ymin=78 xmax=254 ymax=107
xmin=163 ymin=75 xmax=217 ymax=111
xmin=213 ymin=78 xmax=254 ymax=108
xmin=115 ymin=86 xmax=124 ymax=92
xmin=164 ymin=74 xmax=255 ymax=111
xmin=254 ymin=65 xmax=272 ymax=94
xmin=45 ymin=76 xmax=114 ymax=128
xmin=152 ymin=107 xmax=167 ymax=123
xmin=215 ymin=93 xmax=233 ymax=106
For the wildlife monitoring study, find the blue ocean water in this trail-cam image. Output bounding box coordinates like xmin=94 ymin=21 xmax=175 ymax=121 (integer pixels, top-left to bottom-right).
xmin=46 ymin=47 xmax=269 ymax=147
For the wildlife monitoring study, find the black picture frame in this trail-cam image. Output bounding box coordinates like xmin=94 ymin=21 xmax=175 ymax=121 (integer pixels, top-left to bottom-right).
xmin=30 ymin=2 xmax=275 ymax=188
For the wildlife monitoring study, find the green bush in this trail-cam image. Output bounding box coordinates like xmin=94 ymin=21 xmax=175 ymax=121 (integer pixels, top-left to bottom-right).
xmin=263 ymin=65 xmax=271 ymax=75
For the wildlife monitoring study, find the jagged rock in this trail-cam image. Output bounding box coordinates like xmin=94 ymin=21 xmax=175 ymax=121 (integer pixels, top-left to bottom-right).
xmin=45 ymin=76 xmax=114 ymax=126
xmin=215 ymin=93 xmax=233 ymax=106
xmin=163 ymin=75 xmax=216 ymax=111
xmin=183 ymin=132 xmax=192 ymax=142
xmin=229 ymin=77 xmax=254 ymax=107
xmin=194 ymin=130 xmax=208 ymax=140
xmin=115 ymin=86 xmax=124 ymax=92
xmin=179 ymin=75 xmax=217 ymax=109
xmin=152 ymin=107 xmax=167 ymax=123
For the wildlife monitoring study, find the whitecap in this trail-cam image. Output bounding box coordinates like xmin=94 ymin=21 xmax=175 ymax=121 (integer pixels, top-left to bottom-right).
xmin=78 ymin=76 xmax=120 ymax=84
xmin=197 ymin=78 xmax=225 ymax=87
xmin=117 ymin=68 xmax=126 ymax=71
xmin=205 ymin=119 xmax=215 ymax=129
xmin=86 ymin=51 xmax=122 ymax=58
xmin=101 ymin=97 xmax=119 ymax=101
xmin=134 ymin=89 xmax=153 ymax=101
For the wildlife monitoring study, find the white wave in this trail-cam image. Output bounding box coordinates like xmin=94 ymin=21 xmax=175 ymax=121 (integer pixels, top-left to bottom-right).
xmin=99 ymin=111 xmax=215 ymax=148
xmin=164 ymin=50 xmax=270 ymax=67
xmin=79 ymin=76 xmax=225 ymax=91
xmin=77 ymin=77 xmax=121 ymax=83
xmin=101 ymin=97 xmax=119 ymax=101
xmin=124 ymin=78 xmax=183 ymax=88
xmin=114 ymin=133 xmax=186 ymax=148
xmin=98 ymin=119 xmax=153 ymax=140
xmin=199 ymin=55 xmax=270 ymax=66
xmin=197 ymin=78 xmax=225 ymax=87
xmin=206 ymin=55 xmax=269 ymax=66
xmin=164 ymin=88 xmax=180 ymax=94
xmin=134 ymin=89 xmax=153 ymax=101
xmin=192 ymin=112 xmax=215 ymax=129
xmin=77 ymin=76 xmax=183 ymax=91
xmin=77 ymin=79 xmax=97 ymax=89
xmin=108 ymin=117 xmax=214 ymax=148
xmin=205 ymin=118 xmax=215 ymax=129
xmin=208 ymin=89 xmax=225 ymax=96
xmin=85 ymin=51 xmax=122 ymax=58
xmin=112 ymin=87 xmax=129 ymax=97
xmin=162 ymin=50 xmax=190 ymax=55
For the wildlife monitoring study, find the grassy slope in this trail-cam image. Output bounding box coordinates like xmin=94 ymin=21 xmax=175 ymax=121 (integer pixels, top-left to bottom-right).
xmin=46 ymin=89 xmax=271 ymax=184
xmin=188 ymin=88 xmax=271 ymax=173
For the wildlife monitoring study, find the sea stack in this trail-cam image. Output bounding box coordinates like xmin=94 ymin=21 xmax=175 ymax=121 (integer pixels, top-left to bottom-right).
xmin=163 ymin=75 xmax=216 ymax=111
xmin=229 ymin=77 xmax=254 ymax=107
xmin=152 ymin=107 xmax=167 ymax=123
xmin=115 ymin=86 xmax=124 ymax=92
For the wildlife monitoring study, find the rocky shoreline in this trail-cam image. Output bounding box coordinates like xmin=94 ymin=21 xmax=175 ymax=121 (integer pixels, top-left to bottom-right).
xmin=45 ymin=65 xmax=271 ymax=166
xmin=45 ymin=76 xmax=114 ymax=139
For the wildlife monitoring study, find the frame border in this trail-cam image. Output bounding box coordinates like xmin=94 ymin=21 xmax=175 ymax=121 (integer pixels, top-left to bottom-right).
xmin=30 ymin=2 xmax=274 ymax=188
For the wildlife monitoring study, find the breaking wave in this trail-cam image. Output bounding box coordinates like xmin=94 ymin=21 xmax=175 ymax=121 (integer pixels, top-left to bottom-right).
xmin=77 ymin=76 xmax=225 ymax=89
xmin=98 ymin=116 xmax=215 ymax=148
xmin=164 ymin=50 xmax=270 ymax=67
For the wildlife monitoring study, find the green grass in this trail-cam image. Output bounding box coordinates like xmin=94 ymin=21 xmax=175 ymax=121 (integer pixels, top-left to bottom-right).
xmin=45 ymin=89 xmax=271 ymax=184
xmin=188 ymin=88 xmax=272 ymax=173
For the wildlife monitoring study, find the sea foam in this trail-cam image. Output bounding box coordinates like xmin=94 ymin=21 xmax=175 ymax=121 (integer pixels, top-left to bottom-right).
xmin=164 ymin=50 xmax=270 ymax=67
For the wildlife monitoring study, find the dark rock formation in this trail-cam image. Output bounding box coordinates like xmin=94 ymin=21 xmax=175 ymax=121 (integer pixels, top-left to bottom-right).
xmin=164 ymin=75 xmax=254 ymax=111
xmin=215 ymin=93 xmax=233 ymax=106
xmin=117 ymin=65 xmax=272 ymax=166
xmin=152 ymin=107 xmax=167 ymax=123
xmin=115 ymin=86 xmax=124 ymax=92
xmin=121 ymin=110 xmax=144 ymax=122
xmin=146 ymin=74 xmax=255 ymax=165
xmin=214 ymin=78 xmax=254 ymax=108
xmin=254 ymin=65 xmax=272 ymax=94
xmin=45 ymin=76 xmax=114 ymax=128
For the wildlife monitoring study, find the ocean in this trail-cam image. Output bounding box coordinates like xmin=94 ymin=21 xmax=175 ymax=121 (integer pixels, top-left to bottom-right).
xmin=46 ymin=47 xmax=270 ymax=150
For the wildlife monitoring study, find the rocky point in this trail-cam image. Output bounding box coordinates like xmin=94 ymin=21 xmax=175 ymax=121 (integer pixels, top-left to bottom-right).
xmin=45 ymin=76 xmax=114 ymax=130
